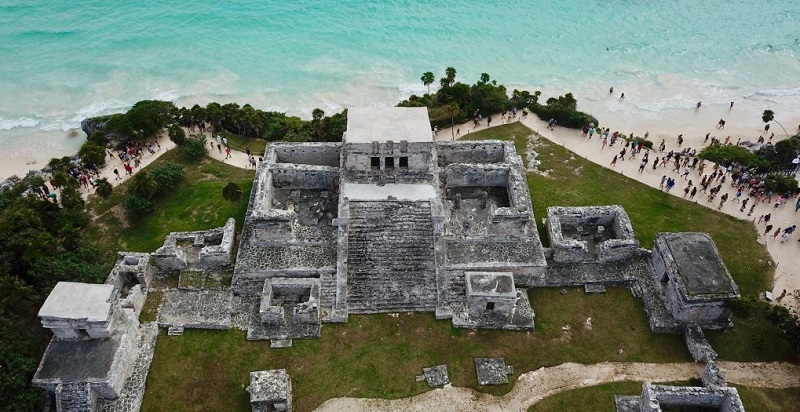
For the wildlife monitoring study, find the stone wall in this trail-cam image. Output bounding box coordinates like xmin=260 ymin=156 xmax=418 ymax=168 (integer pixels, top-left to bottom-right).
xmin=105 ymin=252 xmax=153 ymax=293
xmin=270 ymin=164 xmax=338 ymax=190
xmin=437 ymin=141 xmax=506 ymax=165
xmin=197 ymin=218 xmax=236 ymax=268
xmin=638 ymin=383 xmax=744 ymax=412
xmin=546 ymin=206 xmax=639 ymax=264
xmin=151 ymin=219 xmax=237 ymax=272
xmin=271 ymin=142 xmax=341 ymax=166
xmin=341 ymin=141 xmax=436 ymax=184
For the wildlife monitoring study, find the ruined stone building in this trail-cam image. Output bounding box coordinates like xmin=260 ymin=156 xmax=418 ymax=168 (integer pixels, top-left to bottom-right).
xmin=232 ymin=107 xmax=545 ymax=346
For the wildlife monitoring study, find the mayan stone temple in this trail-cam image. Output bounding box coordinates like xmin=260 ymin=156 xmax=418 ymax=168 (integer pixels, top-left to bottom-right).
xmin=32 ymin=107 xmax=748 ymax=411
xmin=232 ymin=106 xmax=546 ymax=346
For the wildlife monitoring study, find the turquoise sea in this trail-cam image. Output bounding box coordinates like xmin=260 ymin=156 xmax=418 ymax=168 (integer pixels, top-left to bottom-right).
xmin=1 ymin=0 xmax=799 ymax=166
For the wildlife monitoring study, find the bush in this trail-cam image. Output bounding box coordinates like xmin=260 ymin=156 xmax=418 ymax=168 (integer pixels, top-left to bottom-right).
xmin=78 ymin=141 xmax=107 ymax=168
xmin=94 ymin=178 xmax=113 ymax=199
xmin=764 ymin=174 xmax=799 ymax=193
xmin=150 ymin=163 xmax=184 ymax=196
xmin=179 ymin=135 xmax=207 ymax=161
xmin=529 ymin=93 xmax=599 ymax=129
xmin=168 ymin=124 xmax=186 ymax=146
xmin=123 ymin=194 xmax=153 ymax=218
xmin=765 ymin=304 xmax=800 ymax=353
xmin=698 ymin=145 xmax=767 ymax=171
xmin=727 ymin=296 xmax=759 ymax=318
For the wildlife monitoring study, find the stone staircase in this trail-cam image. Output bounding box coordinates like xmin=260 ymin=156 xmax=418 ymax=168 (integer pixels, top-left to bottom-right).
xmin=57 ymin=382 xmax=96 ymax=412
xmin=346 ymin=201 xmax=438 ymax=313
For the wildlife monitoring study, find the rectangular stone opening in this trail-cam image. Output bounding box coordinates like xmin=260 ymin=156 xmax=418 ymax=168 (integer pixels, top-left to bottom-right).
xmin=399 ymin=156 xmax=408 ymax=168
xmin=118 ymin=271 xmax=141 ymax=298
xmin=123 ymin=257 xmax=139 ymax=265
xmin=486 ymin=302 xmax=495 ymax=311
xmin=385 ymin=156 xmax=395 ymax=169
xmin=370 ymin=156 xmax=380 ymax=170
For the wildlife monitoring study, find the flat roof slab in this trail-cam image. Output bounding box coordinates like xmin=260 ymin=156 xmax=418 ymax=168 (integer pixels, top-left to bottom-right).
xmin=39 ymin=282 xmax=114 ymax=322
xmin=342 ymin=183 xmax=437 ymax=201
xmin=661 ymin=233 xmax=737 ymax=296
xmin=345 ymin=107 xmax=432 ymax=143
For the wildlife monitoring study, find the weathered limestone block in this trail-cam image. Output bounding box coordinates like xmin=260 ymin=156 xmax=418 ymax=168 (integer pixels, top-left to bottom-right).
xmin=247 ymin=369 xmax=292 ymax=412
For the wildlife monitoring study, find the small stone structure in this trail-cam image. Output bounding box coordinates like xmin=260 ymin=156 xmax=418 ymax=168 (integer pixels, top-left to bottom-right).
xmin=546 ymin=206 xmax=639 ymax=263
xmin=151 ymin=218 xmax=236 ymax=271
xmin=615 ymin=382 xmax=744 ymax=412
xmin=248 ymin=278 xmax=321 ymax=347
xmin=474 ymin=358 xmax=513 ymax=385
xmin=650 ymin=232 xmax=739 ymax=329
xmin=416 ymin=365 xmax=450 ymax=388
xmin=247 ymin=369 xmax=292 ymax=412
xmin=32 ymin=283 xmax=144 ymax=411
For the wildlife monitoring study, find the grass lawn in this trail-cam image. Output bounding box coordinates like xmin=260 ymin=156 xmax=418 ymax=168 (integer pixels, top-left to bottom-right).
xmin=143 ymin=287 xmax=690 ymax=412
xmin=86 ymin=149 xmax=254 ymax=254
xmin=527 ymin=381 xmax=800 ymax=412
xmin=464 ymin=124 xmax=795 ymax=362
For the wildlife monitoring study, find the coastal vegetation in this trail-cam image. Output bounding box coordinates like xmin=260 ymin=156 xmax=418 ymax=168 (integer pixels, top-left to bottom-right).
xmin=85 ymin=100 xmax=347 ymax=144
xmin=400 ymin=67 xmax=598 ymax=129
xmin=0 ymin=162 xmax=111 ymax=411
xmin=698 ymin=137 xmax=800 ymax=193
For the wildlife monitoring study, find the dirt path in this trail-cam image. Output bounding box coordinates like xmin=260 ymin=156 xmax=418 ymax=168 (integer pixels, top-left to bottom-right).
xmin=314 ymin=361 xmax=800 ymax=412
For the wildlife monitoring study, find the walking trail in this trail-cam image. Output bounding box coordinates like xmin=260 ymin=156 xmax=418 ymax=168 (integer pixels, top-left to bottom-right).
xmin=315 ymin=361 xmax=800 ymax=412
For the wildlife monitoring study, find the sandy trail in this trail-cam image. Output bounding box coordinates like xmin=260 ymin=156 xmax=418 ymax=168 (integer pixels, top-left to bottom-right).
xmin=315 ymin=361 xmax=800 ymax=412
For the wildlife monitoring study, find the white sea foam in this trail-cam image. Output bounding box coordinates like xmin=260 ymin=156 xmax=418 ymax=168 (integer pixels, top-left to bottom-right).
xmin=0 ymin=117 xmax=40 ymax=131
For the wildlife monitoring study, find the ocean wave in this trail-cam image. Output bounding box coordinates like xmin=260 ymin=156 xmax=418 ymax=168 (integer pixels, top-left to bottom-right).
xmin=756 ymin=87 xmax=800 ymax=97
xmin=0 ymin=117 xmax=40 ymax=131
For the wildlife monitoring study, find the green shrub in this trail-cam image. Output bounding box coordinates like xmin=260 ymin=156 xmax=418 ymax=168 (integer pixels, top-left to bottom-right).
xmin=123 ymin=194 xmax=154 ymax=218
xmin=150 ymin=163 xmax=184 ymax=196
xmin=698 ymin=145 xmax=767 ymax=171
xmin=168 ymin=124 xmax=186 ymax=146
xmin=78 ymin=141 xmax=107 ymax=168
xmin=529 ymin=93 xmax=599 ymax=129
xmin=727 ymin=296 xmax=759 ymax=318
xmin=179 ymin=135 xmax=207 ymax=161
xmin=765 ymin=304 xmax=800 ymax=353
xmin=94 ymin=178 xmax=113 ymax=199
xmin=764 ymin=174 xmax=799 ymax=193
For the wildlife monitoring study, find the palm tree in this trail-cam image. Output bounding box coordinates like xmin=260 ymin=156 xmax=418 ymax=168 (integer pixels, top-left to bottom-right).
xmin=222 ymin=182 xmax=243 ymax=212
xmin=420 ymin=71 xmax=435 ymax=94
xmin=94 ymin=178 xmax=113 ymax=199
xmin=440 ymin=67 xmax=457 ymax=88
xmin=480 ymin=73 xmax=490 ymax=84
xmin=128 ymin=171 xmax=158 ymax=199
xmin=762 ymin=109 xmax=790 ymax=137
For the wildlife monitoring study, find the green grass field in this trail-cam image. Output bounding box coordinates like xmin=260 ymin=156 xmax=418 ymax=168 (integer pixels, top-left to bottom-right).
xmin=86 ymin=149 xmax=254 ymax=254
xmin=130 ymin=125 xmax=794 ymax=411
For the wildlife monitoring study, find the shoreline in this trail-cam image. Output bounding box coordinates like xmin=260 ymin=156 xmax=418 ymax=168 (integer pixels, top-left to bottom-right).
xmin=2 ymin=84 xmax=798 ymax=181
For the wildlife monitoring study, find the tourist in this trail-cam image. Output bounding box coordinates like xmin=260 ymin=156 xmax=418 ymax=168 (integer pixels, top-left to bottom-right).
xmin=660 ymin=175 xmax=666 ymax=190
xmin=747 ymin=203 xmax=756 ymax=216
xmin=773 ymin=227 xmax=782 ymax=240
xmin=689 ymin=187 xmax=697 ymax=200
xmin=113 ymin=168 xmax=121 ymax=180
xmin=652 ymin=157 xmax=659 ymax=170
xmin=718 ymin=193 xmax=728 ymax=210
xmin=610 ymin=155 xmax=618 ymax=167
xmin=765 ymin=224 xmax=773 ymax=235
xmin=696 ymin=101 xmax=702 ymax=109
xmin=639 ymin=159 xmax=646 ymax=173
xmin=620 ymin=92 xmax=625 ymax=100
xmin=739 ymin=198 xmax=749 ymax=212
